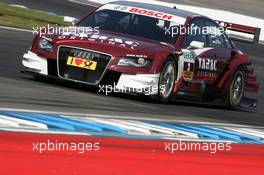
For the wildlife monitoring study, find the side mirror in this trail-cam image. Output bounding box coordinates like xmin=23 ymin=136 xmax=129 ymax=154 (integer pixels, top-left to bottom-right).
xmin=188 ymin=41 xmax=204 ymax=49
xmin=64 ymin=16 xmax=79 ymax=25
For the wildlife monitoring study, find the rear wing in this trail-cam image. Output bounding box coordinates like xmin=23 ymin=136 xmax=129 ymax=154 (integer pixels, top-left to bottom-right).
xmin=216 ymin=20 xmax=261 ymax=45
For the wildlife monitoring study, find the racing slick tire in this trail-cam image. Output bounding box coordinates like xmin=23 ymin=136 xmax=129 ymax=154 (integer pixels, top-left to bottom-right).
xmin=158 ymin=57 xmax=177 ymax=104
xmin=226 ymin=68 xmax=245 ymax=107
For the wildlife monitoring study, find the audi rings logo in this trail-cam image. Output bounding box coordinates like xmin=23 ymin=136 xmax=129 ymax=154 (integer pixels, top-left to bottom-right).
xmin=73 ymin=50 xmax=99 ymax=60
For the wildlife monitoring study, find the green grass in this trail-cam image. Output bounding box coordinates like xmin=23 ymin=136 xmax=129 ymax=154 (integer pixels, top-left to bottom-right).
xmin=0 ymin=3 xmax=70 ymax=30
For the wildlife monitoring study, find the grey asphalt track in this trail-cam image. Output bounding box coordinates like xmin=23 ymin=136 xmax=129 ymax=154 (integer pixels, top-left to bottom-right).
xmin=0 ymin=0 xmax=263 ymax=126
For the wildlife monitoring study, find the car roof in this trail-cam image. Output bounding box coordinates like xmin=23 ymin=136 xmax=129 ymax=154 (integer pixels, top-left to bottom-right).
xmin=109 ymin=1 xmax=199 ymax=18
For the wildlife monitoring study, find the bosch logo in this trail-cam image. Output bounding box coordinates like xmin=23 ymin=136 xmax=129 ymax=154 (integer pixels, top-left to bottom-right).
xmin=129 ymin=8 xmax=173 ymax=20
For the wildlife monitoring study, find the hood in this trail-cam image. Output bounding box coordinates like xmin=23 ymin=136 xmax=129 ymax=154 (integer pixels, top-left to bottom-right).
xmin=42 ymin=27 xmax=175 ymax=58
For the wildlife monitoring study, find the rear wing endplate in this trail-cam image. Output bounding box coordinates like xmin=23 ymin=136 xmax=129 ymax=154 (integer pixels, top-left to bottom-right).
xmin=216 ymin=20 xmax=261 ymax=45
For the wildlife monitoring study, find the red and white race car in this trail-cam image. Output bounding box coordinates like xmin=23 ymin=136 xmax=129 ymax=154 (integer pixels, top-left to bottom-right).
xmin=22 ymin=1 xmax=259 ymax=108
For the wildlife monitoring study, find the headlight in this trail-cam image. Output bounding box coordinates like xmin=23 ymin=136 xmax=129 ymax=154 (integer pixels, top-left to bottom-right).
xmin=118 ymin=57 xmax=151 ymax=67
xmin=38 ymin=38 xmax=53 ymax=52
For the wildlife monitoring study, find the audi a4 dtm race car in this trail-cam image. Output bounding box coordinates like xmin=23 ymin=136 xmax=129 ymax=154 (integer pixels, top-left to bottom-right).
xmin=22 ymin=1 xmax=259 ymax=108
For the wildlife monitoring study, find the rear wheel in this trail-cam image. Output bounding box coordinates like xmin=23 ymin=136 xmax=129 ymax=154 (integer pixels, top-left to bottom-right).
xmin=158 ymin=58 xmax=177 ymax=103
xmin=227 ymin=69 xmax=245 ymax=107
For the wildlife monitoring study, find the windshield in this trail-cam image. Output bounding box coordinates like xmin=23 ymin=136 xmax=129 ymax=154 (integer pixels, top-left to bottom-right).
xmin=78 ymin=8 xmax=181 ymax=44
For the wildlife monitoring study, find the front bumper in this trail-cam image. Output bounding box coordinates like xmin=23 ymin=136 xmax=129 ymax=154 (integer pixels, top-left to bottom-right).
xmin=22 ymin=50 xmax=48 ymax=75
xmin=22 ymin=50 xmax=160 ymax=95
xmin=115 ymin=73 xmax=160 ymax=95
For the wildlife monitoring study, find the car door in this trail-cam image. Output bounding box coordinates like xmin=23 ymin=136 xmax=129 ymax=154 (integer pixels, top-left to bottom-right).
xmin=179 ymin=18 xmax=233 ymax=85
xmin=198 ymin=19 xmax=234 ymax=83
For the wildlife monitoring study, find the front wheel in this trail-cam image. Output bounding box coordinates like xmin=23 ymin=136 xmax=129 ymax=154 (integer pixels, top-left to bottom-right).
xmin=158 ymin=58 xmax=177 ymax=103
xmin=226 ymin=69 xmax=245 ymax=107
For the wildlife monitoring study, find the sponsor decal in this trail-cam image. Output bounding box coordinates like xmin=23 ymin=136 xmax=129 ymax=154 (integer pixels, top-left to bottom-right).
xmin=42 ymin=36 xmax=53 ymax=42
xmin=126 ymin=54 xmax=148 ymax=58
xmin=197 ymin=57 xmax=218 ymax=79
xmin=198 ymin=57 xmax=217 ymax=71
xmin=183 ymin=50 xmax=196 ymax=60
xmin=113 ymin=5 xmax=128 ymax=11
xmin=57 ymin=34 xmax=140 ymax=49
xmin=66 ymin=56 xmax=97 ymax=70
xmin=211 ymin=38 xmax=223 ymax=45
xmin=88 ymin=34 xmax=140 ymax=49
xmin=129 ymin=7 xmax=172 ymax=20
xmin=183 ymin=62 xmax=194 ymax=79
xmin=181 ymin=50 xmax=196 ymax=80
xmin=196 ymin=71 xmax=217 ymax=79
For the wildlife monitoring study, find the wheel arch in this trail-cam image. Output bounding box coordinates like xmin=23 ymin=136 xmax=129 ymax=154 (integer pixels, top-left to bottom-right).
xmin=151 ymin=52 xmax=179 ymax=75
xmin=216 ymin=53 xmax=251 ymax=89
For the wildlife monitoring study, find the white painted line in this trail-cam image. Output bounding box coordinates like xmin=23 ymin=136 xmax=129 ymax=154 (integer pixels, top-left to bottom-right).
xmin=115 ymin=120 xmax=198 ymax=137
xmin=68 ymin=0 xmax=98 ymax=7
xmin=223 ymin=127 xmax=264 ymax=139
xmin=0 ymin=115 xmax=48 ymax=129
xmin=88 ymin=118 xmax=152 ymax=134
xmin=131 ymin=121 xmax=199 ymax=138
xmin=0 ymin=127 xmax=91 ymax=136
xmin=9 ymin=4 xmax=28 ymax=9
xmin=0 ymin=117 xmax=20 ymax=127
xmin=111 ymin=120 xmax=173 ymax=135
xmin=0 ymin=26 xmax=33 ymax=33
